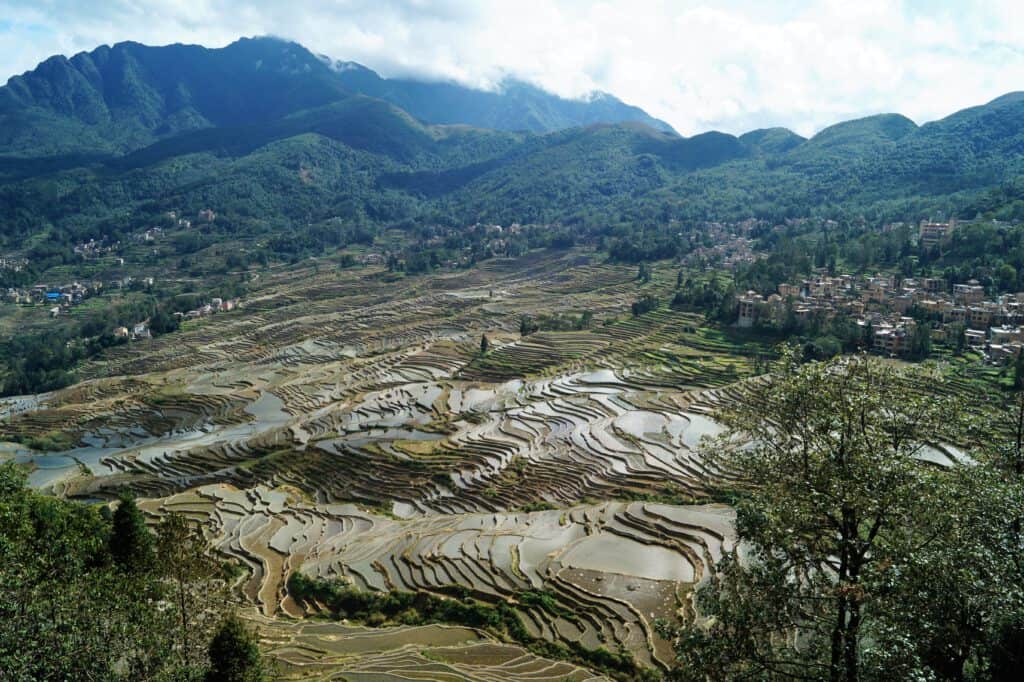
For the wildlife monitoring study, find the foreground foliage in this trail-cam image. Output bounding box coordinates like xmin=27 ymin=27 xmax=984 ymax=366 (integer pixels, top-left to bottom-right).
xmin=0 ymin=463 xmax=263 ymax=680
xmin=664 ymin=352 xmax=1024 ymax=681
xmin=205 ymin=614 xmax=266 ymax=682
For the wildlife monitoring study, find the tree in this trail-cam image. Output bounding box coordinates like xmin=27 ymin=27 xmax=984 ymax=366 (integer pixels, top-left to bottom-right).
xmin=907 ymin=322 xmax=932 ymax=360
xmin=631 ymin=294 xmax=659 ymax=317
xmin=206 ymin=613 xmax=266 ymax=682
xmin=110 ymin=492 xmax=155 ymax=574
xmin=982 ymin=393 xmax=1024 ymax=681
xmin=671 ymin=351 xmax=953 ymax=681
xmin=157 ymin=512 xmax=229 ymax=673
xmin=149 ymin=306 xmax=179 ymax=335
xmin=480 ymin=334 xmax=490 ymax=355
xmin=951 ymin=323 xmax=967 ymax=356
xmin=519 ymin=315 xmax=538 ymax=337
xmin=990 ymin=611 xmax=1024 ymax=681
xmin=0 ymin=463 xmax=180 ymax=679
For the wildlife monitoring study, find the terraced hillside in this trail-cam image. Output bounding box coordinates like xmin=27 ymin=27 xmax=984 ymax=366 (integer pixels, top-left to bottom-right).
xmin=0 ymin=248 xmax=764 ymax=678
xmin=139 ymin=485 xmax=735 ymax=670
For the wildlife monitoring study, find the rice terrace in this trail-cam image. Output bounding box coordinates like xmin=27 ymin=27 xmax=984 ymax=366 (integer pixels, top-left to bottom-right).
xmin=4 ymin=250 xmax=750 ymax=679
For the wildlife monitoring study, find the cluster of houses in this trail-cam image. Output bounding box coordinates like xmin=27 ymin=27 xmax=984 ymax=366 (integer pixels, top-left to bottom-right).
xmin=5 ymin=282 xmax=97 ymax=315
xmin=165 ymin=208 xmax=216 ymax=230
xmin=685 ymin=235 xmax=760 ymax=270
xmin=113 ymin=297 xmax=239 ymax=342
xmin=174 ymin=297 xmax=239 ymax=321
xmin=0 ymin=256 xmax=29 ymax=272
xmin=113 ymin=322 xmax=153 ymax=340
xmin=681 ymin=219 xmax=772 ymax=271
xmin=918 ymin=218 xmax=957 ymax=248
xmin=73 ymin=238 xmax=118 ymax=259
xmin=134 ymin=226 xmax=165 ymax=242
xmin=737 ymin=272 xmax=1024 ymax=362
xmin=4 ymin=276 xmax=156 ymax=317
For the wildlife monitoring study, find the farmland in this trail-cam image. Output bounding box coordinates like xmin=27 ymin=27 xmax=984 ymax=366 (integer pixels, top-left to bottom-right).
xmin=0 ymin=248 xmax=777 ymax=678
xmin=2 ymin=246 xmax=1008 ymax=679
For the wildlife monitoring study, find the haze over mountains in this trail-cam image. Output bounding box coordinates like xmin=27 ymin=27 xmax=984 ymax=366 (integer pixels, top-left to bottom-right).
xmin=2 ymin=35 xmax=1024 ymax=246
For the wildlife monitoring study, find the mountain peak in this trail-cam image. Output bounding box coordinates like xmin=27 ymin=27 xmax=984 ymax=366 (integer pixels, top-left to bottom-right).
xmin=1 ymin=37 xmax=675 ymax=155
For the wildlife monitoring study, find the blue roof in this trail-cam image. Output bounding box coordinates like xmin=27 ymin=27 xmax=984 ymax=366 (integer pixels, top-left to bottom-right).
xmin=45 ymin=292 xmax=61 ymax=301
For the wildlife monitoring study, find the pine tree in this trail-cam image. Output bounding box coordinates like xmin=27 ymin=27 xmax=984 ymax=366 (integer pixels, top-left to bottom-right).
xmin=480 ymin=334 xmax=490 ymax=355
xmin=109 ymin=492 xmax=155 ymax=574
xmin=205 ymin=614 xmax=265 ymax=682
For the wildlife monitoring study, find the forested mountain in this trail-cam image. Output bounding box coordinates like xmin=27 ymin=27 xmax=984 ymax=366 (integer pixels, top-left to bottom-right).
xmin=0 ymin=38 xmax=347 ymax=155
xmin=0 ymin=36 xmax=672 ymax=156
xmin=3 ymin=36 xmax=1024 ymax=269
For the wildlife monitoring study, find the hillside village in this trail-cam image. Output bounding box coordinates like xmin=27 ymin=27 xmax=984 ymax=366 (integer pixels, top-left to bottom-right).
xmin=736 ymin=219 xmax=1024 ymax=363
xmin=3 ymin=276 xmax=238 ymax=339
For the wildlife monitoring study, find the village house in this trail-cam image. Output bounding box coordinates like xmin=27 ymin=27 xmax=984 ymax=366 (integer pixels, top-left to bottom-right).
xmin=873 ymin=323 xmax=910 ymax=356
xmin=953 ymin=282 xmax=985 ymax=305
xmin=991 ymin=326 xmax=1024 ymax=344
xmin=968 ymin=306 xmax=993 ymax=328
xmin=737 ymin=291 xmax=764 ymax=328
xmin=988 ymin=343 xmax=1023 ymax=363
xmin=966 ymin=329 xmax=987 ymax=347
xmin=919 ymin=218 xmax=957 ymax=248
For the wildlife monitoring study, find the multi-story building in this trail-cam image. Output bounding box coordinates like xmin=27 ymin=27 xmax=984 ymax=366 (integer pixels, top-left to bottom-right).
xmin=953 ymin=283 xmax=985 ymax=305
xmin=919 ymin=218 xmax=957 ymax=247
xmin=737 ymin=291 xmax=764 ymax=328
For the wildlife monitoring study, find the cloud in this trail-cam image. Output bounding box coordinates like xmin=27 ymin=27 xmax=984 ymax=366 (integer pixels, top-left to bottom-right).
xmin=1 ymin=0 xmax=1023 ymax=136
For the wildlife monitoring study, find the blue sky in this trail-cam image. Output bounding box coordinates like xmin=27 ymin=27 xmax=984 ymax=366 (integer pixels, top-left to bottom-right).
xmin=2 ymin=0 xmax=1023 ymax=137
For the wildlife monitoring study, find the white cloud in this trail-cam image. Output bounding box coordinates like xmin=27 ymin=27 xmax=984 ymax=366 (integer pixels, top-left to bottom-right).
xmin=1 ymin=0 xmax=1023 ymax=136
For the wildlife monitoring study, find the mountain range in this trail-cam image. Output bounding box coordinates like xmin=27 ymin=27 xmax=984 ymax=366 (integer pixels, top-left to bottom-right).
xmin=2 ymin=36 xmax=1024 ymax=256
xmin=0 ymin=36 xmax=672 ymax=156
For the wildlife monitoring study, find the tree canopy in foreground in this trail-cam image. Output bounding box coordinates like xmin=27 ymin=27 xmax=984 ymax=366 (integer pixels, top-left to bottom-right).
xmin=665 ymin=351 xmax=1024 ymax=682
xmin=0 ymin=463 xmax=265 ymax=681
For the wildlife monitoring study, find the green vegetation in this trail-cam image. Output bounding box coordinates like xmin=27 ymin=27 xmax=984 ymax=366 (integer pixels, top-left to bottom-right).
xmin=110 ymin=492 xmax=155 ymax=574
xmin=205 ymin=614 xmax=267 ymax=682
xmin=662 ymin=351 xmax=1024 ymax=681
xmin=0 ymin=291 xmax=188 ymax=396
xmin=6 ymin=40 xmax=1024 ymax=395
xmin=0 ymin=463 xmax=261 ymax=680
xmin=8 ymin=34 xmax=1024 ymax=682
xmin=631 ymin=294 xmax=660 ymax=317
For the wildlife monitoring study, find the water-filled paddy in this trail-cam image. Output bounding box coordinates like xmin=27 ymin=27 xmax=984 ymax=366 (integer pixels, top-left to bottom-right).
xmin=561 ymin=533 xmax=695 ymax=582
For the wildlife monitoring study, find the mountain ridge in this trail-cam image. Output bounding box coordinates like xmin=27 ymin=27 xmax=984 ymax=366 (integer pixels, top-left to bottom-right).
xmin=327 ymin=57 xmax=676 ymax=134
xmin=0 ymin=36 xmax=674 ymax=156
xmin=2 ymin=37 xmax=1024 ymax=265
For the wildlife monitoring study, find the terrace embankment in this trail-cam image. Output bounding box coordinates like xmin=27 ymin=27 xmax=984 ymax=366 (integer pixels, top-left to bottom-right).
xmin=139 ymin=483 xmax=736 ymax=670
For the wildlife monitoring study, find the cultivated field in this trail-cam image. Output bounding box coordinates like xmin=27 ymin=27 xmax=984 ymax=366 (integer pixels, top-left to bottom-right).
xmin=2 ymin=249 xmax=779 ymax=677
